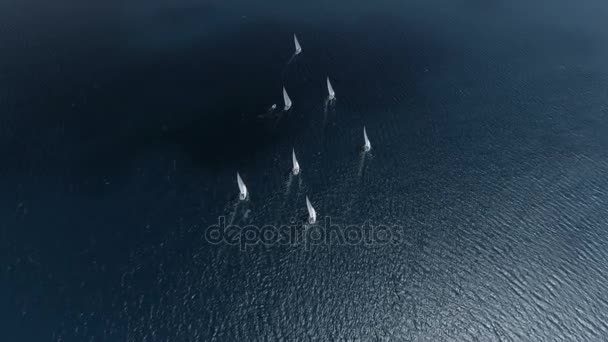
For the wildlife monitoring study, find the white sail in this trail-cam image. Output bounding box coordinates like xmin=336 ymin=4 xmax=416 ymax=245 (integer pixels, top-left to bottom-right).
xmin=363 ymin=126 xmax=371 ymax=151
xmin=294 ymin=34 xmax=302 ymax=55
xmin=237 ymin=172 xmax=248 ymax=200
xmin=292 ymin=148 xmax=300 ymax=175
xmin=306 ymin=196 xmax=316 ymax=224
xmin=283 ymin=87 xmax=292 ymax=111
xmin=327 ymin=77 xmax=335 ymax=100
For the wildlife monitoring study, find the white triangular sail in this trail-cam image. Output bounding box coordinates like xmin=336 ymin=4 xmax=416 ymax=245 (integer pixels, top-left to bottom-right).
xmin=327 ymin=77 xmax=335 ymax=100
xmin=283 ymin=87 xmax=292 ymax=110
xmin=294 ymin=34 xmax=302 ymax=55
xmin=306 ymin=196 xmax=316 ymax=224
xmin=237 ymin=172 xmax=248 ymax=200
xmin=292 ymin=148 xmax=300 ymax=175
xmin=363 ymin=126 xmax=371 ymax=151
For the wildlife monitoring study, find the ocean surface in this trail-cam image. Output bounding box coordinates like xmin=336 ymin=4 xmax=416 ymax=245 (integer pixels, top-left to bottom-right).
xmin=3 ymin=0 xmax=608 ymax=340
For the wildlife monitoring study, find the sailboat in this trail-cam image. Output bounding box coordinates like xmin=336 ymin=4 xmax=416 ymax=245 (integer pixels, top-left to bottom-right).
xmin=237 ymin=172 xmax=248 ymax=200
xmin=306 ymin=196 xmax=316 ymax=224
xmin=363 ymin=126 xmax=371 ymax=152
xmin=292 ymin=148 xmax=300 ymax=175
xmin=327 ymin=77 xmax=335 ymax=100
xmin=283 ymin=87 xmax=292 ymax=111
xmin=294 ymin=34 xmax=302 ymax=55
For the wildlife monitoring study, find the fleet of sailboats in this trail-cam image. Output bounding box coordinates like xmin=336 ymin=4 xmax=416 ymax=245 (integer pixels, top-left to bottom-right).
xmin=233 ymin=34 xmax=376 ymax=223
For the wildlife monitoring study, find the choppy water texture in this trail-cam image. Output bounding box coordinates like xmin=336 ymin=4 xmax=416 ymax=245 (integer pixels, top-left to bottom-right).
xmin=3 ymin=0 xmax=608 ymax=340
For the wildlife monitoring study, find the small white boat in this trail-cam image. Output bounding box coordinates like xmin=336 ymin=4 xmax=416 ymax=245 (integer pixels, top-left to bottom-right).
xmin=237 ymin=172 xmax=248 ymax=200
xmin=363 ymin=126 xmax=371 ymax=152
xmin=292 ymin=148 xmax=300 ymax=175
xmin=283 ymin=87 xmax=292 ymax=111
xmin=306 ymin=196 xmax=317 ymax=224
xmin=327 ymin=77 xmax=335 ymax=100
xmin=294 ymin=34 xmax=302 ymax=55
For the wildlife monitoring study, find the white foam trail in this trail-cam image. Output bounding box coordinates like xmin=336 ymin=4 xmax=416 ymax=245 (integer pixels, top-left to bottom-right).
xmin=284 ymin=172 xmax=293 ymax=197
xmin=322 ymin=97 xmax=335 ymax=128
xmin=283 ymin=54 xmax=297 ymax=76
xmin=357 ymin=151 xmax=366 ymax=179
xmin=227 ymin=199 xmax=240 ymax=226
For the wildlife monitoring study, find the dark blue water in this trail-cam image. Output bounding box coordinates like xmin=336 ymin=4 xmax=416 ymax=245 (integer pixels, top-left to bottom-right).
xmin=3 ymin=0 xmax=608 ymax=340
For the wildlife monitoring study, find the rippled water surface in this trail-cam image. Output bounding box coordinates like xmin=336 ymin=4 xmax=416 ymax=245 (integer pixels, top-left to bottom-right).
xmin=3 ymin=0 xmax=608 ymax=340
